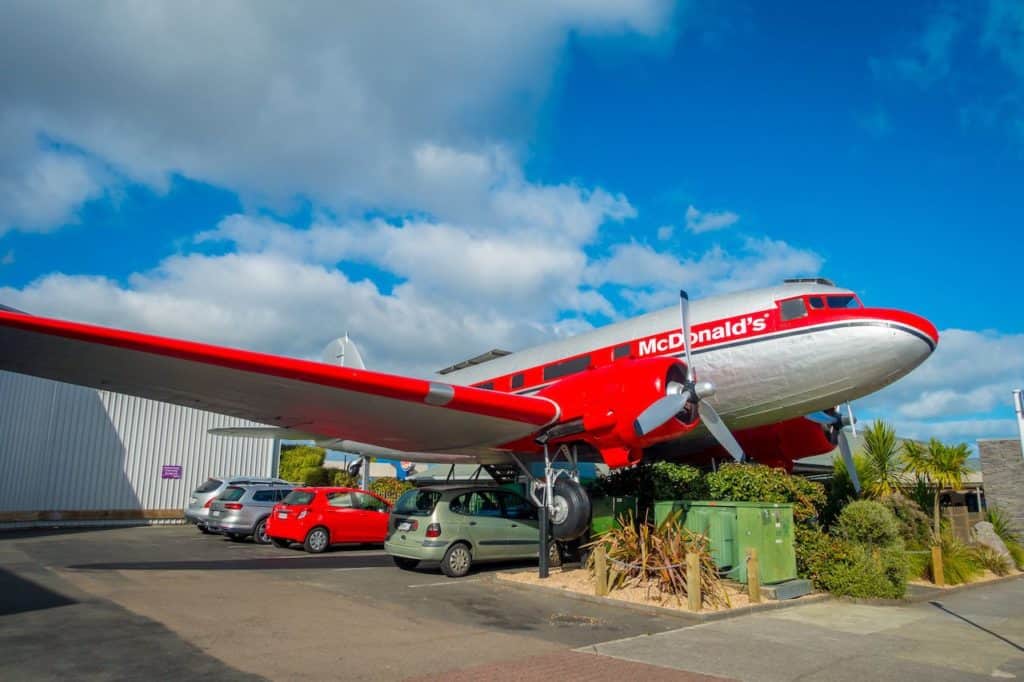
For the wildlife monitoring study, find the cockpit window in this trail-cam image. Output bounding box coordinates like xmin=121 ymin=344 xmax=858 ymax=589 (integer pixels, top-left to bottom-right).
xmin=808 ymin=296 xmax=824 ymax=309
xmin=780 ymin=298 xmax=808 ymax=321
xmin=827 ymin=295 xmax=860 ymax=309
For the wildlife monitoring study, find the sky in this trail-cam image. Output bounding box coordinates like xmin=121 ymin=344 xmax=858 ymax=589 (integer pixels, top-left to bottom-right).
xmin=0 ymin=1 xmax=1022 ymax=447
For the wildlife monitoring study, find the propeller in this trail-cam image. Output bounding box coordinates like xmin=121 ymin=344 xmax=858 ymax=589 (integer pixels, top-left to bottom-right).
xmin=633 ymin=291 xmax=747 ymax=462
xmin=808 ymin=403 xmax=860 ymax=493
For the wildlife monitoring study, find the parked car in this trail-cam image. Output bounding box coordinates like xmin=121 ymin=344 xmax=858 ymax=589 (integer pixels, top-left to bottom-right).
xmin=266 ymin=487 xmax=392 ymax=553
xmin=185 ymin=475 xmax=289 ymax=533
xmin=206 ymin=483 xmax=295 ymax=543
xmin=385 ymin=485 xmax=545 ymax=577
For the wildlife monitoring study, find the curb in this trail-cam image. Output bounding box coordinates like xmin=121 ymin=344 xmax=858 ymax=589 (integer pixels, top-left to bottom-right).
xmin=492 ymin=571 xmax=831 ymax=624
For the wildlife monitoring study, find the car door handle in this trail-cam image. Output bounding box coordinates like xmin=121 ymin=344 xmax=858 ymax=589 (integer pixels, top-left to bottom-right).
xmin=469 ymin=521 xmax=477 ymax=526
xmin=510 ymin=523 xmax=519 ymax=527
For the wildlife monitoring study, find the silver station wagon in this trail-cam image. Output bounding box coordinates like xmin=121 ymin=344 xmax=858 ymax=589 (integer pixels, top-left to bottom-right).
xmin=385 ymin=485 xmax=546 ymax=577
xmin=206 ymin=483 xmax=295 ymax=544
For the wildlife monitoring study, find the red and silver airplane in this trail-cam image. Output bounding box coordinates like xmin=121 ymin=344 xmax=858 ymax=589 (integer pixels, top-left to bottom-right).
xmin=0 ymin=277 xmax=937 ymax=538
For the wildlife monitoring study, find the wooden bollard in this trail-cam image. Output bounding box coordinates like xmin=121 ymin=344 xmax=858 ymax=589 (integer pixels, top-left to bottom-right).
xmin=594 ymin=545 xmax=609 ymax=596
xmin=931 ymin=545 xmax=945 ymax=587
xmin=686 ymin=552 xmax=702 ymax=612
xmin=747 ymin=548 xmax=761 ymax=603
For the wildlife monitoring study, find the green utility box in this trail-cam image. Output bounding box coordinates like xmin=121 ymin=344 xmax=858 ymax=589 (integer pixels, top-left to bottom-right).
xmin=654 ymin=500 xmax=796 ymax=585
xmin=590 ymin=495 xmax=637 ymax=536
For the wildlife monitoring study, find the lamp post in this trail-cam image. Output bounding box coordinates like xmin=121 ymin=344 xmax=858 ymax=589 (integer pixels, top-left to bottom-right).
xmin=1014 ymin=389 xmax=1024 ymax=460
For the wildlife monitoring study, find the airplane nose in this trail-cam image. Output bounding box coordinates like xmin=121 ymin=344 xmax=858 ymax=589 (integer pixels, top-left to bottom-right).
xmin=873 ymin=308 xmax=939 ymax=365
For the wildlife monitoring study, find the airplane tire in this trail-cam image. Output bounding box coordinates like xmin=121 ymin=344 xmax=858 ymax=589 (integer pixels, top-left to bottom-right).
xmin=550 ymin=477 xmax=590 ymax=541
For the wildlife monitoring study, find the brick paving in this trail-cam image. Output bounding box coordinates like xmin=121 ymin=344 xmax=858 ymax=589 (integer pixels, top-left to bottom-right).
xmin=405 ymin=650 xmax=734 ymax=681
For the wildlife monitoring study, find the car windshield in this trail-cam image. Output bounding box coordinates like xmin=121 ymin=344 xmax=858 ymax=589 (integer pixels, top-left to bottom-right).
xmin=194 ymin=478 xmax=222 ymax=494
xmin=394 ymin=490 xmax=442 ymax=516
xmin=283 ymin=491 xmax=315 ymax=505
xmin=219 ymin=486 xmax=245 ymax=501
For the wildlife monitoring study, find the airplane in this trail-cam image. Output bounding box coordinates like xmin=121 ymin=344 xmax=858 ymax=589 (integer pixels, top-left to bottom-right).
xmin=0 ymin=277 xmax=937 ymax=542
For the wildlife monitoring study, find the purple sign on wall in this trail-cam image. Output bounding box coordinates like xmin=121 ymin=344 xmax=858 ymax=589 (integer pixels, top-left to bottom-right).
xmin=161 ymin=465 xmax=183 ymax=480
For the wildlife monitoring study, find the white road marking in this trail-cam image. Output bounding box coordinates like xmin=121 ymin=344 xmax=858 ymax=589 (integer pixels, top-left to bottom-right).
xmin=407 ymin=578 xmax=482 ymax=589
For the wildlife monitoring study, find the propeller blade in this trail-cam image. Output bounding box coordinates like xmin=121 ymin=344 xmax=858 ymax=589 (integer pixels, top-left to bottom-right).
xmin=679 ymin=290 xmax=694 ymax=383
xmin=697 ymin=400 xmax=746 ymax=462
xmin=634 ymin=390 xmax=690 ymax=437
xmin=845 ymin=402 xmax=857 ymax=438
xmin=837 ymin=428 xmax=861 ymax=494
xmin=805 ymin=411 xmax=837 ymax=427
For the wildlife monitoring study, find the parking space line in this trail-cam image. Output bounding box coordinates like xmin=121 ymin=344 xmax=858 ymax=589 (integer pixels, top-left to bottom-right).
xmin=407 ymin=578 xmax=482 ymax=589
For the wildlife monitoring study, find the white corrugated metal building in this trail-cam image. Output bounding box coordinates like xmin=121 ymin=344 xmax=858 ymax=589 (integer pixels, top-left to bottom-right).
xmin=0 ymin=371 xmax=277 ymax=526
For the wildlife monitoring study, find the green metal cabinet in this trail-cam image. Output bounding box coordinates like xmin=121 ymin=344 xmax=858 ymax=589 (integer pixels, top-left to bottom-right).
xmin=654 ymin=500 xmax=796 ymax=585
xmin=590 ymin=495 xmax=637 ymax=536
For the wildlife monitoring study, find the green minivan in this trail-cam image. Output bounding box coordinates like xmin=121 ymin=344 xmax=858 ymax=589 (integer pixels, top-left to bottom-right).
xmin=385 ymin=485 xmax=543 ymax=577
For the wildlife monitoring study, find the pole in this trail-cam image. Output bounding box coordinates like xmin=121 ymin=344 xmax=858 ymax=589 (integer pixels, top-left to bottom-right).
xmin=686 ymin=552 xmax=702 ymax=611
xmin=539 ymin=445 xmax=551 ymax=579
xmin=1014 ymin=390 xmax=1024 ymax=460
xmin=360 ymin=455 xmax=370 ymax=491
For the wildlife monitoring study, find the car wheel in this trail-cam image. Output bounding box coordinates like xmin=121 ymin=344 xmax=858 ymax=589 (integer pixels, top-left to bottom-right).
xmin=198 ymin=524 xmax=213 ymax=535
xmin=270 ymin=537 xmax=291 ymax=549
xmin=253 ymin=518 xmax=271 ymax=545
xmin=227 ymin=533 xmax=246 ymax=542
xmin=303 ymin=527 xmax=330 ymax=553
xmin=392 ymin=556 xmax=420 ymax=570
xmin=550 ymin=477 xmax=591 ymax=541
xmin=440 ymin=542 xmax=472 ymax=578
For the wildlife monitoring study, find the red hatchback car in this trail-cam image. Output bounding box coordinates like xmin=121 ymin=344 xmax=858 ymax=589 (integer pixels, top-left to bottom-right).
xmin=266 ymin=487 xmax=392 ymax=553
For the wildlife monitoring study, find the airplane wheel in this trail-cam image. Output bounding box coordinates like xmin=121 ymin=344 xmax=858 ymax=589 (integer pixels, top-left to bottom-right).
xmin=550 ymin=477 xmax=590 ymax=541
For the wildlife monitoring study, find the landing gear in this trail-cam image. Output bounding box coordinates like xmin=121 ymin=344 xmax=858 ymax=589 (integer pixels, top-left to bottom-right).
xmin=514 ymin=443 xmax=591 ymax=579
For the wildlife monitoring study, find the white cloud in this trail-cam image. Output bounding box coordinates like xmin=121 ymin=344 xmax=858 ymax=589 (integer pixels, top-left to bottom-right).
xmin=657 ymin=224 xmax=674 ymax=240
xmin=870 ymin=8 xmax=961 ymax=87
xmin=0 ymin=1 xmax=674 ymax=231
xmin=861 ymin=328 xmax=1024 ymax=442
xmin=685 ymin=204 xmax=739 ymax=233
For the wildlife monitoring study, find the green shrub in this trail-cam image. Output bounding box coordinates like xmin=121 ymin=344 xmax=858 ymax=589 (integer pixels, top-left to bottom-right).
xmin=970 ymin=545 xmax=1013 ymax=576
xmin=297 ymin=465 xmax=329 ymax=486
xmin=706 ymin=463 xmax=825 ymax=526
xmin=1007 ymin=542 xmax=1024 ymax=571
xmin=985 ymin=506 xmax=1024 ymax=568
xmin=279 ymin=445 xmax=326 ymax=481
xmin=935 ymin=533 xmax=983 ymax=585
xmin=370 ymin=477 xmax=415 ymax=503
xmin=836 ymin=500 xmax=901 ymax=547
xmin=881 ymin=493 xmax=933 ymax=548
xmin=329 ymin=469 xmax=358 ymax=487
xmin=650 ymin=462 xmax=708 ymax=501
xmin=799 ymin=530 xmax=907 ymax=599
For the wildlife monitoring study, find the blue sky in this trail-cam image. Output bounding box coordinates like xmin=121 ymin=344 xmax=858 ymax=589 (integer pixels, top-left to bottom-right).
xmin=0 ymin=1 xmax=1021 ymax=446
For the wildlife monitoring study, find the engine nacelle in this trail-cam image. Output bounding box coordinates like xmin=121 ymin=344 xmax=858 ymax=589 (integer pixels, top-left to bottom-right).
xmin=536 ymin=356 xmax=700 ymax=468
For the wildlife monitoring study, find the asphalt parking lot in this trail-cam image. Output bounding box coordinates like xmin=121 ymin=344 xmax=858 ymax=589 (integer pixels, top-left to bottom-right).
xmin=2 ymin=525 xmax=1023 ymax=681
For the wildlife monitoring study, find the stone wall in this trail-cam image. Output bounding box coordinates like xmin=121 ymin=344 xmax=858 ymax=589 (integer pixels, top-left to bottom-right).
xmin=978 ymin=439 xmax=1024 ymax=528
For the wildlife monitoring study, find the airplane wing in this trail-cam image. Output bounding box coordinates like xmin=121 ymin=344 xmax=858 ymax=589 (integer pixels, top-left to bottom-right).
xmin=0 ymin=310 xmax=560 ymax=453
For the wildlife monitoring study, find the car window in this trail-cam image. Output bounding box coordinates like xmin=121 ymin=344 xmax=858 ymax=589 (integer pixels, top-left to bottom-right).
xmin=326 ymin=491 xmax=354 ymax=508
xmin=450 ymin=491 xmax=502 ymax=517
xmin=219 ymin=486 xmax=246 ymax=501
xmin=352 ymin=492 xmax=388 ymax=512
xmin=194 ymin=478 xmax=222 ymax=494
xmin=499 ymin=492 xmax=536 ymax=520
xmin=275 ymin=489 xmax=292 ymax=501
xmin=252 ymin=490 xmax=277 ymax=502
xmin=394 ymin=490 xmax=442 ymax=516
xmin=283 ymin=490 xmax=315 ymax=505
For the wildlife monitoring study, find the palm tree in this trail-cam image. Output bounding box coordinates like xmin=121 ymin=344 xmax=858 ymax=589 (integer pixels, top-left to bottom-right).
xmin=861 ymin=420 xmax=903 ymax=499
xmin=902 ymin=438 xmax=972 ymax=539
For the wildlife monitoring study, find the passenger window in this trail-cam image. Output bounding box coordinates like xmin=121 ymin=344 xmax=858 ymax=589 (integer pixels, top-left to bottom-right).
xmin=543 ymin=355 xmax=590 ymax=381
xmin=499 ymin=492 xmax=536 ymax=520
xmin=352 ymin=492 xmax=387 ymax=512
xmin=327 ymin=492 xmax=354 ymax=508
xmin=780 ymin=298 xmax=808 ymax=321
xmin=808 ymin=296 xmax=824 ymax=309
xmin=510 ymin=373 xmax=525 ymax=389
xmin=613 ymin=344 xmax=631 ymax=360
xmin=454 ymin=491 xmax=502 ymax=517
xmin=252 ymin=490 xmax=276 ymax=502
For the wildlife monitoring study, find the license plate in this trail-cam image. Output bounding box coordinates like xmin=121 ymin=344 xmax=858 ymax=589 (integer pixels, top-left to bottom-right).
xmin=277 ymin=512 xmax=288 ymax=519
xmin=398 ymin=521 xmax=412 ymax=532
xmin=211 ymin=510 xmax=221 ymax=516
